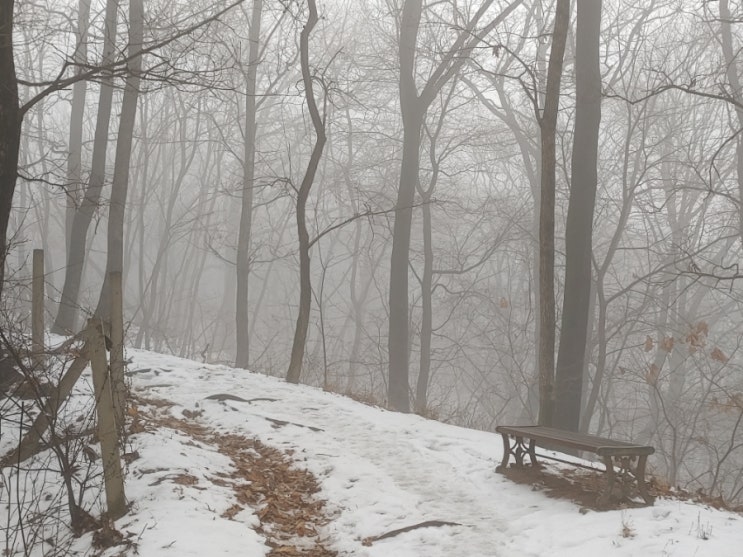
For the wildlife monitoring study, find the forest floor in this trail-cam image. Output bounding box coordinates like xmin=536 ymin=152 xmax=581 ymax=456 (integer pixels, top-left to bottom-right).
xmin=4 ymin=347 xmax=743 ymax=556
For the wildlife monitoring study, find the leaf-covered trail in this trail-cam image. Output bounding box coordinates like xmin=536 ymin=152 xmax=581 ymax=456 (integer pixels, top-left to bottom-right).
xmin=112 ymin=350 xmax=742 ymax=557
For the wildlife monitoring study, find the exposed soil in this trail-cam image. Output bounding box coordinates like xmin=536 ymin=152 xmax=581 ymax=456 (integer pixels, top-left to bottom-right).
xmin=501 ymin=458 xmax=743 ymax=514
xmin=499 ymin=461 xmax=655 ymax=511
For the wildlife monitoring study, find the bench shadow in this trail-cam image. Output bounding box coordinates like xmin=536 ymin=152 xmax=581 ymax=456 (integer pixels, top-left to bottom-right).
xmin=500 ymin=462 xmax=653 ymax=512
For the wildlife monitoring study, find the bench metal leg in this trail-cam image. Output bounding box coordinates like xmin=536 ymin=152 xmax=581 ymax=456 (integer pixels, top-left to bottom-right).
xmin=497 ymin=434 xmax=538 ymax=473
xmin=496 ymin=433 xmax=510 ymax=472
xmin=600 ymin=455 xmax=654 ymax=507
xmin=599 ymin=456 xmax=616 ymax=508
xmin=636 ymin=455 xmax=654 ymax=505
xmin=528 ymin=439 xmax=537 ymax=466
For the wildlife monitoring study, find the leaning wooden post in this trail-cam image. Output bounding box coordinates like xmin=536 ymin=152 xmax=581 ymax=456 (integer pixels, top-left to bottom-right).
xmin=87 ymin=319 xmax=127 ymax=520
xmin=31 ymin=249 xmax=45 ymax=368
xmin=109 ymin=271 xmax=126 ymax=431
xmin=0 ymin=355 xmax=89 ymax=466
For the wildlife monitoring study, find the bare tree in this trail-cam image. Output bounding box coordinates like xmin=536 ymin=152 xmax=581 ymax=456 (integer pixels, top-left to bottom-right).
xmin=235 ymin=0 xmax=263 ymax=369
xmin=720 ymin=0 xmax=743 ymax=241
xmin=0 ymin=0 xmax=246 ymax=304
xmin=553 ymin=0 xmax=602 ymax=430
xmin=0 ymin=0 xmax=21 ymax=296
xmin=285 ymin=0 xmax=327 ymax=384
xmin=389 ymin=0 xmax=523 ymax=412
xmin=96 ymin=0 xmax=145 ymax=318
xmin=52 ymin=0 xmax=120 ymax=333
xmin=536 ymin=0 xmax=571 ymax=425
xmin=65 ymin=0 xmax=91 ymax=253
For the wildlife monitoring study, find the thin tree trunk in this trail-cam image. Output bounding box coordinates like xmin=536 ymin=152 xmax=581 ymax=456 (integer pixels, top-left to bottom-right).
xmin=235 ymin=0 xmax=263 ymax=369
xmin=389 ymin=0 xmax=523 ymax=413
xmin=389 ymin=109 xmax=423 ymax=412
xmin=720 ymin=0 xmax=743 ymax=242
xmin=53 ymin=0 xmax=119 ymax=333
xmin=413 ymin=93 xmax=450 ymax=414
xmin=285 ymin=0 xmax=326 ymax=384
xmin=96 ymin=0 xmax=144 ymax=319
xmin=537 ymin=0 xmax=571 ymax=426
xmin=65 ymin=0 xmax=91 ymax=253
xmin=388 ymin=0 xmax=425 ymax=412
xmin=134 ymin=100 xmax=151 ymax=349
xmin=580 ymin=101 xmax=646 ymax=431
xmin=415 ymin=195 xmax=433 ymax=414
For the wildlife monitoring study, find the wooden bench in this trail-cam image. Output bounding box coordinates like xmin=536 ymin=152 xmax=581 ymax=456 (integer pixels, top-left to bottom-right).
xmin=495 ymin=425 xmax=655 ymax=506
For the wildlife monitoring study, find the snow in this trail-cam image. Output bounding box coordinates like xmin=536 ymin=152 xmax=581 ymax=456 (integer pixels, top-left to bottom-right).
xmin=6 ymin=348 xmax=743 ymax=556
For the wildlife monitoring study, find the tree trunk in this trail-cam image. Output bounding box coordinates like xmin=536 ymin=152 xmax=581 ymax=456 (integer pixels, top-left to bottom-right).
xmin=53 ymin=0 xmax=119 ymax=333
xmin=388 ymin=0 xmax=425 ymax=413
xmin=96 ymin=0 xmax=144 ymax=319
xmin=235 ymin=0 xmax=263 ymax=369
xmin=388 ymin=109 xmax=423 ymax=412
xmin=389 ymin=0 xmax=522 ymax=412
xmin=553 ymin=0 xmax=602 ymax=431
xmin=720 ymin=0 xmax=743 ymax=243
xmin=537 ymin=0 xmax=571 ymax=426
xmin=0 ymin=0 xmax=21 ymax=300
xmin=285 ymin=0 xmax=326 ymax=384
xmin=414 ymin=194 xmax=433 ymax=414
xmin=65 ymin=0 xmax=91 ymax=253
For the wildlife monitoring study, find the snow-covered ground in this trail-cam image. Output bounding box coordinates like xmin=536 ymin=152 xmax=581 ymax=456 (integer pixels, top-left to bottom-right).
xmin=5 ymin=348 xmax=741 ymax=556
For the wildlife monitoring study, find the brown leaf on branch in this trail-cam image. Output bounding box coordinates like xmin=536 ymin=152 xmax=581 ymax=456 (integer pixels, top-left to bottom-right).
xmin=645 ymin=364 xmax=660 ymax=386
xmin=686 ymin=321 xmax=709 ymax=350
xmin=661 ymin=336 xmax=674 ymax=352
xmin=710 ymin=347 xmax=728 ymax=363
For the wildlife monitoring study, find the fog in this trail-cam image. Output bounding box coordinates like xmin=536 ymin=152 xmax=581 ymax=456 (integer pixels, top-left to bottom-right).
xmin=3 ymin=0 xmax=743 ymax=504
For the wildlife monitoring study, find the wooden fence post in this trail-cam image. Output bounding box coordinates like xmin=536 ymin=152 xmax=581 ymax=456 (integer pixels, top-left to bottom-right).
xmin=32 ymin=249 xmax=44 ymax=368
xmin=87 ymin=319 xmax=127 ymax=520
xmin=109 ymin=271 xmax=126 ymax=431
xmin=0 ymin=354 xmax=89 ymax=466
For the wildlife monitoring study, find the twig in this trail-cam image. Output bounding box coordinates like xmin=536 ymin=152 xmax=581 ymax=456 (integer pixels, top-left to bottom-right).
xmin=362 ymin=520 xmax=462 ymax=546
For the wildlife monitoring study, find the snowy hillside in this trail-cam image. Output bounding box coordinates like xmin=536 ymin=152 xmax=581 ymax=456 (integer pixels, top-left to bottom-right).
xmin=8 ymin=349 xmax=741 ymax=556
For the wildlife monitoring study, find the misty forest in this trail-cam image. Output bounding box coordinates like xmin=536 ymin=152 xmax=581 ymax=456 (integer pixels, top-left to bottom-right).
xmin=3 ymin=0 xmax=743 ymax=515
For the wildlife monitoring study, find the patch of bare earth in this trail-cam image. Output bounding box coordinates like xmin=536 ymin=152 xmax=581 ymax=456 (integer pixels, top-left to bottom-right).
xmin=131 ymin=396 xmax=337 ymax=556
xmin=501 ymin=460 xmax=743 ymax=514
xmin=500 ymin=462 xmax=655 ymax=511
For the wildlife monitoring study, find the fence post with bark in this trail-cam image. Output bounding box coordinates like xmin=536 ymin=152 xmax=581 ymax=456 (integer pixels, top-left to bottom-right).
xmin=31 ymin=249 xmax=44 ymax=369
xmin=0 ymin=319 xmax=128 ymax=520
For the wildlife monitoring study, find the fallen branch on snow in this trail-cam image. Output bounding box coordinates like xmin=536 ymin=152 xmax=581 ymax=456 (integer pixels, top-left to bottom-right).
xmin=362 ymin=520 xmax=462 ymax=546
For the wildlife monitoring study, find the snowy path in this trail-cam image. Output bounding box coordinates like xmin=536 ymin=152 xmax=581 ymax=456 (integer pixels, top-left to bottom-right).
xmin=125 ymin=350 xmax=743 ymax=557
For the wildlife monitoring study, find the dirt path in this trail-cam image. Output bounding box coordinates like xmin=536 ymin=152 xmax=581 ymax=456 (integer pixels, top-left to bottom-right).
xmin=132 ymin=395 xmax=337 ymax=557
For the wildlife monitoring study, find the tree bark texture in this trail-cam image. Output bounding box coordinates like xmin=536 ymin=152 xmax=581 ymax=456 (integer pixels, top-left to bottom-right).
xmin=87 ymin=319 xmax=127 ymax=519
xmin=96 ymin=0 xmax=144 ymax=320
xmin=554 ymin=0 xmax=602 ymax=431
xmin=388 ymin=115 xmax=423 ymax=412
xmin=389 ymin=0 xmax=523 ymax=413
xmin=0 ymin=0 xmax=20 ymax=300
xmin=285 ymin=0 xmax=326 ymax=384
xmin=720 ymin=0 xmax=743 ymax=243
xmin=387 ymin=0 xmax=425 ymax=413
xmin=414 ymin=195 xmax=433 ymax=414
xmin=537 ymin=0 xmax=571 ymax=427
xmin=53 ymin=0 xmax=119 ymax=333
xmin=235 ymin=0 xmax=263 ymax=369
xmin=65 ymin=0 xmax=91 ymax=254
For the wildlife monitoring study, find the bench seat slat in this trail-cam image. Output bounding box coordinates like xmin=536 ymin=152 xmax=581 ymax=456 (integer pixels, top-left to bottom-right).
xmin=495 ymin=425 xmax=654 ymax=457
